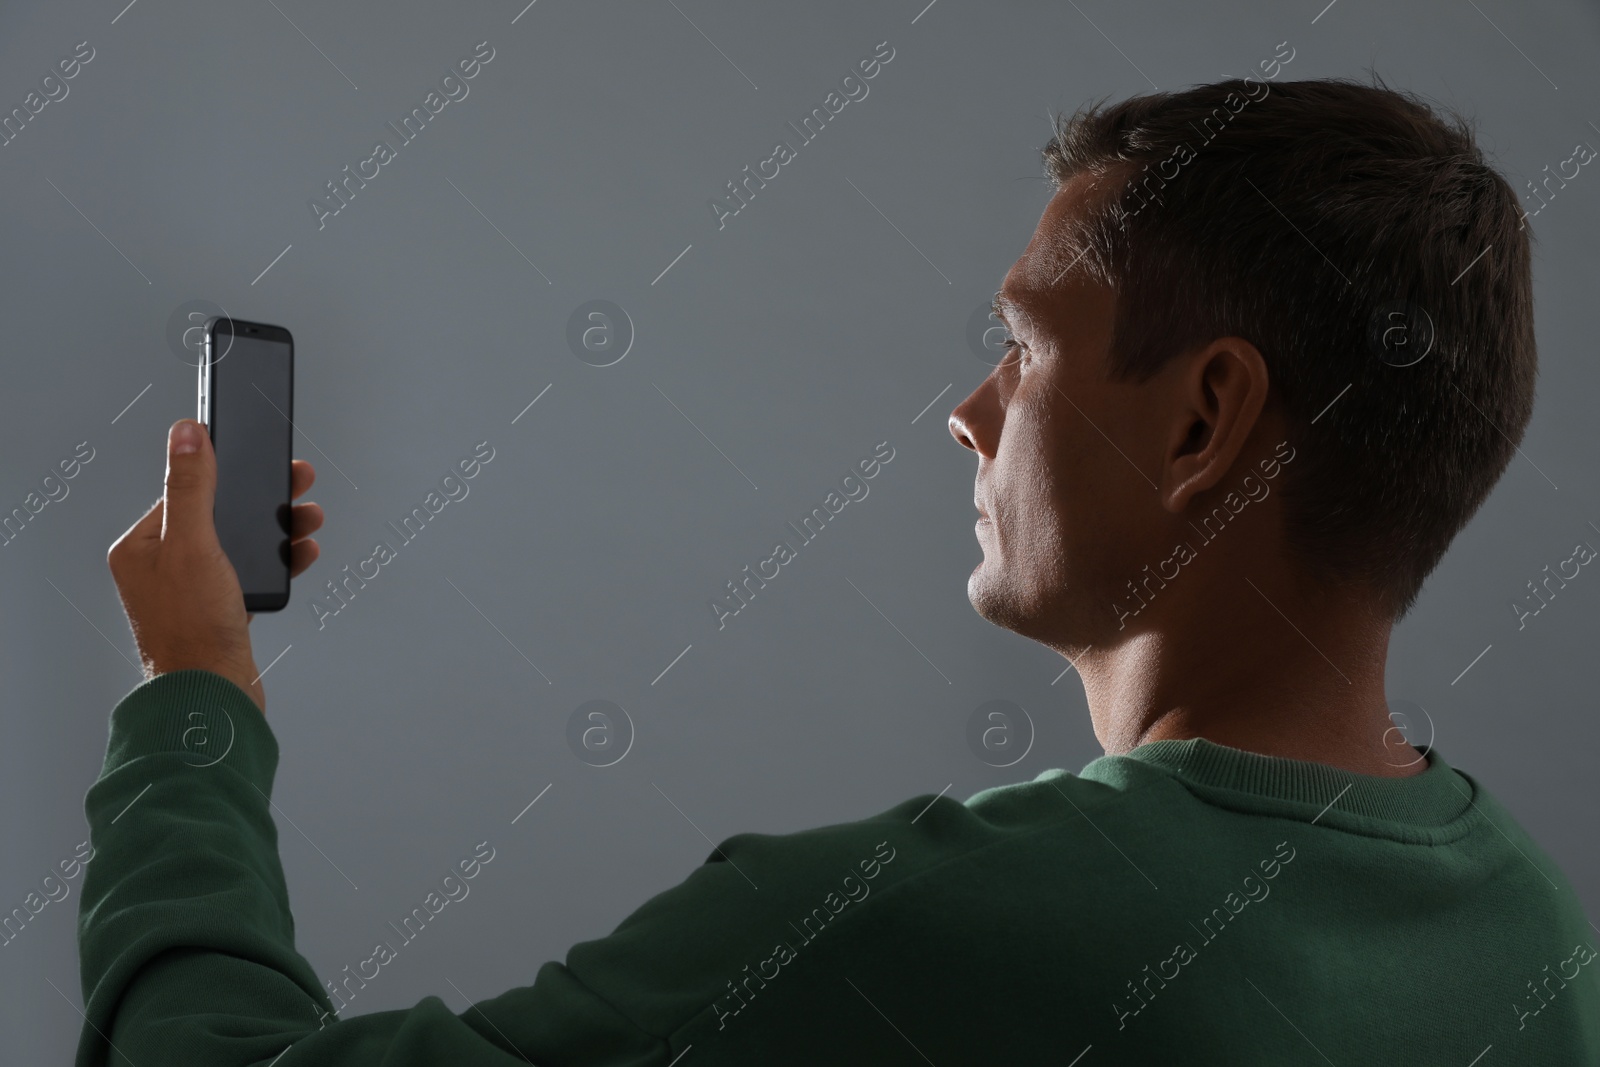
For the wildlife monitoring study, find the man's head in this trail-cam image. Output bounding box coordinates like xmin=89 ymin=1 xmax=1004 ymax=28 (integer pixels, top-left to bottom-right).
xmin=950 ymin=76 xmax=1535 ymax=649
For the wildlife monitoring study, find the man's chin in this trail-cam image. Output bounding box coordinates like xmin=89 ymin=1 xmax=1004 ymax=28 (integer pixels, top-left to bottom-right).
xmin=967 ymin=566 xmax=1031 ymax=634
xmin=968 ymin=564 xmax=1079 ymax=646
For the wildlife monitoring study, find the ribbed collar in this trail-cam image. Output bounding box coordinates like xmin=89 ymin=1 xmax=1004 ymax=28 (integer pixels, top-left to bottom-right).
xmin=1092 ymin=736 xmax=1476 ymax=830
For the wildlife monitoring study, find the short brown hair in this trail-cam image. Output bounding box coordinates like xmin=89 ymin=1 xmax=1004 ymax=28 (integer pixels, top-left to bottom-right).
xmin=1042 ymin=76 xmax=1536 ymax=618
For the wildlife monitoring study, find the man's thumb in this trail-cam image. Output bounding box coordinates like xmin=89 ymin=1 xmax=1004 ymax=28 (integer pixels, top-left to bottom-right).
xmin=162 ymin=420 xmax=218 ymax=544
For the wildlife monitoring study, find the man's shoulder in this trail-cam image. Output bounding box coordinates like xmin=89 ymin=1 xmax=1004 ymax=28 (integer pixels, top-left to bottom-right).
xmin=607 ymin=760 xmax=1176 ymax=940
xmin=963 ymin=756 xmax=1179 ymax=825
xmin=560 ymin=762 xmax=1182 ymax=1038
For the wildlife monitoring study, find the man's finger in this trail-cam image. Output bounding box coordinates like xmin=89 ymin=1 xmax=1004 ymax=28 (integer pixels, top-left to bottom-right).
xmin=126 ymin=496 xmax=165 ymax=542
xmin=289 ymin=501 xmax=323 ymax=542
xmin=291 ymin=459 xmax=316 ymax=499
xmin=108 ymin=497 xmax=164 ymax=568
xmin=288 ymin=538 xmax=320 ymax=578
xmin=161 ymin=420 xmax=219 ymax=547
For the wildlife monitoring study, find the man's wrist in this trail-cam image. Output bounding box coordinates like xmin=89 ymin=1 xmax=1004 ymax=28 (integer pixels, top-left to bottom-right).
xmin=100 ymin=669 xmax=278 ymax=784
xmin=141 ymin=656 xmax=264 ymax=713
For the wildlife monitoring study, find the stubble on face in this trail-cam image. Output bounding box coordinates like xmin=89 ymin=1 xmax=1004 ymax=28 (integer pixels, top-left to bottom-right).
xmin=963 ymin=176 xmax=1152 ymax=651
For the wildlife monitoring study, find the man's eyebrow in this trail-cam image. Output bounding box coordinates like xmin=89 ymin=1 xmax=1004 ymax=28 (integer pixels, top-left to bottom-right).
xmin=991 ymin=292 xmax=1020 ymax=323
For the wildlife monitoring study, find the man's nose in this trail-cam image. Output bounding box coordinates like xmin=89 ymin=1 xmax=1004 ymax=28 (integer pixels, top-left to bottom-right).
xmin=949 ymin=409 xmax=978 ymax=452
xmin=949 ymin=380 xmax=993 ymax=455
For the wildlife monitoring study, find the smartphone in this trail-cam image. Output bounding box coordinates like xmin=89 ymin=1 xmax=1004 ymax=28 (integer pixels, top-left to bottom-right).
xmin=198 ymin=317 xmax=295 ymax=612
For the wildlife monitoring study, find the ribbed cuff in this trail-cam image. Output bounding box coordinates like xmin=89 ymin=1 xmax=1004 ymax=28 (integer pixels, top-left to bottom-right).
xmin=100 ymin=669 xmax=279 ymax=793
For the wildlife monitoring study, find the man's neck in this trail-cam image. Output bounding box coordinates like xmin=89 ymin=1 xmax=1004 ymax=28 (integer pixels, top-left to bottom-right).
xmin=1073 ymin=584 xmax=1425 ymax=779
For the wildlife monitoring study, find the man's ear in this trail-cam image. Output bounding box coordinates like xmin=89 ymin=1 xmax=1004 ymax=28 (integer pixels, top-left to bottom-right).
xmin=1159 ymin=338 xmax=1270 ymax=513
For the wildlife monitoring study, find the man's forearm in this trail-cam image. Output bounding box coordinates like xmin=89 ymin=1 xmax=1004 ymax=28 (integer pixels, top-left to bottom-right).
xmin=75 ymin=669 xmax=675 ymax=1067
xmin=75 ymin=669 xmax=337 ymax=1066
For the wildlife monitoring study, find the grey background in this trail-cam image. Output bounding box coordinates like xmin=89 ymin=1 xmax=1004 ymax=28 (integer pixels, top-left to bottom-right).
xmin=4 ymin=0 xmax=1598 ymax=1060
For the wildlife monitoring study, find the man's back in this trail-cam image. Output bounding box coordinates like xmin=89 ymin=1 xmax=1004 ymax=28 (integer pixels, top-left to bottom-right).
xmin=610 ymin=738 xmax=1598 ymax=1064
xmin=78 ymin=683 xmax=1598 ymax=1065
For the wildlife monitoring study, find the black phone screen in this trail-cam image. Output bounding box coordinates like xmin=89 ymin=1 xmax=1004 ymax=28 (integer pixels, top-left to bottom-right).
xmin=207 ymin=323 xmax=293 ymax=611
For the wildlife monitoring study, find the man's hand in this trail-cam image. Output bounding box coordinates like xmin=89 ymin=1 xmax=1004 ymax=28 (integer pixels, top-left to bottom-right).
xmin=107 ymin=419 xmax=323 ymax=713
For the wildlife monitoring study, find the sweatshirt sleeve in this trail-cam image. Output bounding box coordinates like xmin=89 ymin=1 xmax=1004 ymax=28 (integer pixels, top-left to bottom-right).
xmin=74 ymin=670 xmax=678 ymax=1067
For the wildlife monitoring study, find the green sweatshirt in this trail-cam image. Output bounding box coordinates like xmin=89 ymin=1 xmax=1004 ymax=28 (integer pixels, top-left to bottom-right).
xmin=77 ymin=671 xmax=1598 ymax=1065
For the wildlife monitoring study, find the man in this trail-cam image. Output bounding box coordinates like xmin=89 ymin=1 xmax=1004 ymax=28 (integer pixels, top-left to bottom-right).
xmin=78 ymin=77 xmax=1597 ymax=1065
